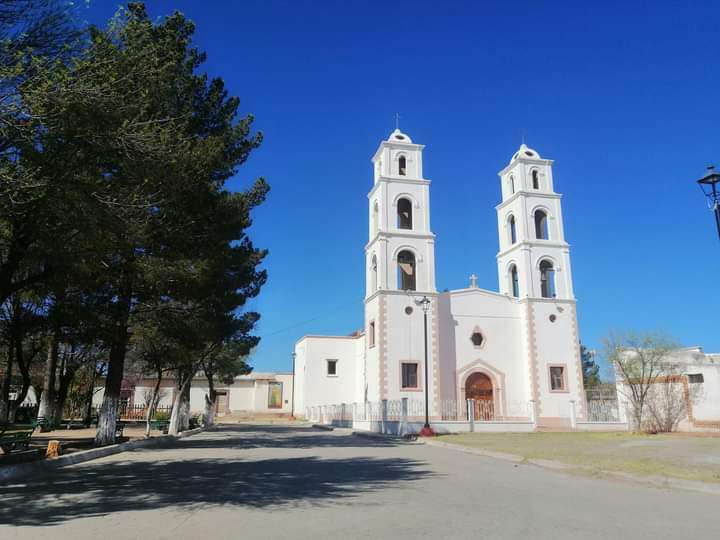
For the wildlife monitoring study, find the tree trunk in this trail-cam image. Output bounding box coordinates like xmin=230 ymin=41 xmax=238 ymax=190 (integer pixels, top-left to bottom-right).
xmin=168 ymin=370 xmax=192 ymax=436
xmin=144 ymin=370 xmax=163 ymax=437
xmin=202 ymin=373 xmax=216 ymax=427
xmin=179 ymin=377 xmax=191 ymax=431
xmin=95 ymin=275 xmax=133 ymax=446
xmin=0 ymin=345 xmax=13 ymax=424
xmin=54 ymin=364 xmax=75 ymax=425
xmin=9 ymin=337 xmax=32 ymax=423
xmin=83 ymin=370 xmax=96 ymax=426
xmin=37 ymin=332 xmax=59 ymax=429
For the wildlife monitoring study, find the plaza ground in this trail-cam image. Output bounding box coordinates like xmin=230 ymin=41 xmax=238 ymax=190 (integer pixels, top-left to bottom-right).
xmin=0 ymin=424 xmax=168 ymax=464
xmin=437 ymin=431 xmax=720 ymax=484
xmin=1 ymin=424 xmax=719 ymax=539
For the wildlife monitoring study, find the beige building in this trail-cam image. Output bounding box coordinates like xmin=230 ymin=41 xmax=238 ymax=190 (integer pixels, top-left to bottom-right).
xmin=92 ymin=372 xmax=294 ymax=417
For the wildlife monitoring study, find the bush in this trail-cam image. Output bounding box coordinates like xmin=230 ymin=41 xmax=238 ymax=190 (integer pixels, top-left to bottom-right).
xmin=153 ymin=410 xmax=171 ymax=421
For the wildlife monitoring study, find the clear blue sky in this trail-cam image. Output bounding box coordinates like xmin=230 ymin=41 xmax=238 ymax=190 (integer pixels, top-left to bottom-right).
xmin=84 ymin=1 xmax=720 ymax=377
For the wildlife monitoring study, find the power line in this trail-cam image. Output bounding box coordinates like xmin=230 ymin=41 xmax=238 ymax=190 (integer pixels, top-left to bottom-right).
xmin=262 ymin=297 xmax=360 ymax=338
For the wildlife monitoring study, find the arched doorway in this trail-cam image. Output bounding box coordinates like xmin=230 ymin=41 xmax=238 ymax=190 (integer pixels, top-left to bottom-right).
xmin=465 ymin=372 xmax=494 ymax=421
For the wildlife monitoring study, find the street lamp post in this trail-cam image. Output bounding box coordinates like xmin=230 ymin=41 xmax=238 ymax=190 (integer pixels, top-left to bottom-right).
xmin=290 ymin=351 xmax=296 ymax=420
xmin=697 ymin=166 xmax=720 ymax=240
xmin=415 ymin=295 xmax=435 ymax=437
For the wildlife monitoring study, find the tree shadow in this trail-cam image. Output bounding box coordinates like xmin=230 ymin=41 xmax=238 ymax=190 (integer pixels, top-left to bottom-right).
xmin=174 ymin=424 xmax=402 ymax=450
xmin=0 ymin=425 xmax=433 ymax=527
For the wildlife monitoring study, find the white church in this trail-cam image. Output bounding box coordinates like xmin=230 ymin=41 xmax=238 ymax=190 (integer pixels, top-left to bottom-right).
xmin=293 ymin=128 xmax=586 ymax=430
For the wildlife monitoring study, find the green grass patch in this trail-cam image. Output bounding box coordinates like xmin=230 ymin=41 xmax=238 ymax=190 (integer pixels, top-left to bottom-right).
xmin=437 ymin=432 xmax=720 ymax=484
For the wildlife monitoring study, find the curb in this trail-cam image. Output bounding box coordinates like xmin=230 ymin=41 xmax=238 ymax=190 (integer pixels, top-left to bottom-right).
xmin=352 ymin=430 xmax=421 ymax=443
xmin=0 ymin=425 xmax=209 ymax=483
xmin=312 ymin=424 xmax=334 ymax=431
xmin=422 ymin=439 xmax=720 ymax=496
xmin=424 ymin=439 xmax=524 ymax=462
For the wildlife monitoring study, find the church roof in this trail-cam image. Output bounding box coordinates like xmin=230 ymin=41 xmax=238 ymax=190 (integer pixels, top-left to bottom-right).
xmin=387 ymin=128 xmax=412 ymax=144
xmin=509 ymin=143 xmax=541 ymax=164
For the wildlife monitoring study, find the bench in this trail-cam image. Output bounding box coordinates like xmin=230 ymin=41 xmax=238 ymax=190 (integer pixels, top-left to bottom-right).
xmin=149 ymin=420 xmax=169 ymax=433
xmin=34 ymin=416 xmax=58 ymax=432
xmin=0 ymin=424 xmax=37 ymax=455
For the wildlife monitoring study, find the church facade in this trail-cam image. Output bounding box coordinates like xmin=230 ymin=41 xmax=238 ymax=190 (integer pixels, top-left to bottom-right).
xmin=293 ymin=129 xmax=586 ymax=429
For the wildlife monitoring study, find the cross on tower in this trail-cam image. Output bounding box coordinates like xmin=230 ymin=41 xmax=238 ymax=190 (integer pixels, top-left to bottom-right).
xmin=395 ymin=112 xmax=401 ymax=130
xmin=469 ymin=273 xmax=478 ymax=288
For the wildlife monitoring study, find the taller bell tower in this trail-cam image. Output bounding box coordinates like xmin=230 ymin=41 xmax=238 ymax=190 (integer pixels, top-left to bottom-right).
xmin=365 ymin=129 xmax=437 ymax=297
xmin=363 ymin=129 xmax=439 ymax=410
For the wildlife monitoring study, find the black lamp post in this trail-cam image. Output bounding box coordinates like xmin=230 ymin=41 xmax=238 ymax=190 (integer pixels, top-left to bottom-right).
xmin=415 ymin=295 xmax=435 ymax=436
xmin=697 ymin=166 xmax=720 ymax=240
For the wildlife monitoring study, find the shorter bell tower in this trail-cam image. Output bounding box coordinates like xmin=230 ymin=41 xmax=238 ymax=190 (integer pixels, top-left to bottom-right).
xmin=495 ymin=144 xmax=585 ymax=426
xmin=495 ymin=144 xmax=574 ymax=301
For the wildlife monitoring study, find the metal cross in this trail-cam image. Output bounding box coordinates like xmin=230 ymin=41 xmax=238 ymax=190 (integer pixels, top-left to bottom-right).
xmin=469 ymin=273 xmax=478 ymax=288
xmin=395 ymin=112 xmax=401 ymax=130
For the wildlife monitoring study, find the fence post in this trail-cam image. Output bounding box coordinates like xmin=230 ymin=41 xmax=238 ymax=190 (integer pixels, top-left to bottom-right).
xmin=400 ymin=397 xmax=408 ymax=437
xmin=381 ymin=399 xmax=388 ymax=434
xmin=467 ymin=399 xmax=475 ymax=432
xmin=528 ymin=400 xmax=537 ymax=428
xmin=569 ymin=400 xmax=577 ymax=429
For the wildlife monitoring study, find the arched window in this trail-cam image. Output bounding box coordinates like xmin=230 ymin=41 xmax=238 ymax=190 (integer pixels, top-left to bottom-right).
xmin=397 ymin=198 xmax=412 ymax=229
xmin=534 ymin=210 xmax=549 ymax=240
xmin=398 ymin=155 xmax=407 ymax=176
xmin=372 ymin=201 xmax=379 ymax=234
xmin=509 ymin=175 xmax=515 ymax=194
xmin=510 ymin=264 xmax=519 ymax=297
xmin=371 ymin=255 xmax=377 ymax=291
xmin=532 ymin=170 xmax=540 ymax=189
xmin=508 ymin=215 xmax=517 ymax=244
xmin=397 ymin=250 xmax=416 ymax=291
xmin=539 ymin=260 xmax=556 ymax=298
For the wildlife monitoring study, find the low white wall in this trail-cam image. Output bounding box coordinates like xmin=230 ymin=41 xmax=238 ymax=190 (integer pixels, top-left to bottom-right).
xmin=575 ymin=421 xmax=628 ymax=432
xmin=344 ymin=419 xmax=535 ymax=435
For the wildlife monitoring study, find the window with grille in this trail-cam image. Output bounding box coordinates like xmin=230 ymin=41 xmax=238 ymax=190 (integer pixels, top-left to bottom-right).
xmin=327 ymin=359 xmax=338 ymax=376
xmin=401 ymin=363 xmax=419 ymax=389
xmin=549 ymin=366 xmax=566 ymax=391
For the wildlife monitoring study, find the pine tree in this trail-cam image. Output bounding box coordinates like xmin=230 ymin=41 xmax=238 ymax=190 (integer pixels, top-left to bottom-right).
xmin=580 ymin=344 xmax=601 ymax=389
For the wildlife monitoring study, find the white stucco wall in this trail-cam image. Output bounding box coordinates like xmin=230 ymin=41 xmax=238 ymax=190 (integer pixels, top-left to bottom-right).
xmin=442 ymin=289 xmax=529 ymax=418
xmin=294 ymin=335 xmax=362 ymax=414
xmin=690 ymin=363 xmax=720 ymax=421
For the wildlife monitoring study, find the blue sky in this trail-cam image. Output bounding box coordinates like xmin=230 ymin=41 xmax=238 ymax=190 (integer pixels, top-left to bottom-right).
xmin=84 ymin=1 xmax=720 ymax=376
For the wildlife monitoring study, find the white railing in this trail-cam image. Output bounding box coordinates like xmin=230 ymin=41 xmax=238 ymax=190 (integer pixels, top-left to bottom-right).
xmin=307 ymin=398 xmax=540 ymax=427
xmin=305 ymin=397 xmax=624 ymax=431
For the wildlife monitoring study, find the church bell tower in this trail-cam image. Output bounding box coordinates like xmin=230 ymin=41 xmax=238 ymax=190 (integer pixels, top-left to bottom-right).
xmin=362 ymin=128 xmax=439 ymax=409
xmin=495 ymin=143 xmax=585 ymax=425
xmin=495 ymin=144 xmax=574 ymax=301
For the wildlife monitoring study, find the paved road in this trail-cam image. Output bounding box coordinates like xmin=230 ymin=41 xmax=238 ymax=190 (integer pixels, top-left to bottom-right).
xmin=1 ymin=424 xmax=718 ymax=539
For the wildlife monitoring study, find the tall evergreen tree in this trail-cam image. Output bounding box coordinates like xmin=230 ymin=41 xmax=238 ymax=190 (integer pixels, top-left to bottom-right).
xmin=580 ymin=343 xmax=601 ymax=389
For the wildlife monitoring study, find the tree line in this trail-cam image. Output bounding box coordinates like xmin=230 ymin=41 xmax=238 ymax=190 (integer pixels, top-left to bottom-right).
xmin=0 ymin=1 xmax=268 ymax=445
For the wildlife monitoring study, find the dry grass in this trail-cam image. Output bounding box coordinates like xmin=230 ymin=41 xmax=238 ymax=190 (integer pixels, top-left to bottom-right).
xmin=437 ymin=432 xmax=720 ymax=483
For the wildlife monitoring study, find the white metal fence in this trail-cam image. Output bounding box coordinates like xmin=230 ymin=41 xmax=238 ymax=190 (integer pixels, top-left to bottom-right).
xmin=306 ymin=398 xmax=535 ymax=425
xmin=585 ymin=389 xmax=621 ymax=422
